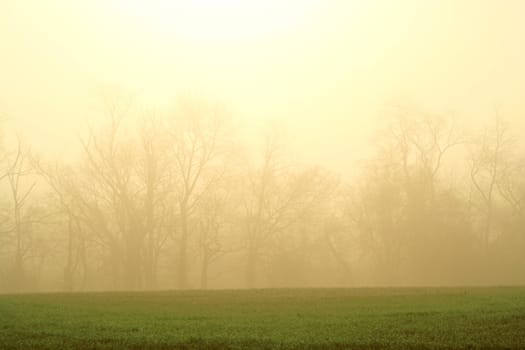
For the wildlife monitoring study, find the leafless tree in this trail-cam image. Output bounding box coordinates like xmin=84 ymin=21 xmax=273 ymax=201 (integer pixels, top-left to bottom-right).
xmin=469 ymin=116 xmax=515 ymax=252
xmin=138 ymin=118 xmax=172 ymax=289
xmin=166 ymin=102 xmax=232 ymax=289
xmin=4 ymin=139 xmax=37 ymax=291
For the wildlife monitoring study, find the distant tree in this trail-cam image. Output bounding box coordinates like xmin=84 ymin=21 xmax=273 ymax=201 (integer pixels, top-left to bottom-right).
xmin=351 ymin=111 xmax=465 ymax=284
xmin=78 ymin=104 xmax=151 ymax=289
xmin=270 ymin=167 xmax=338 ymax=286
xmin=241 ymin=132 xmax=331 ymax=287
xmin=4 ymin=139 xmax=38 ymax=291
xmin=194 ymin=184 xmax=237 ymax=289
xmin=242 ymin=134 xmax=286 ymax=288
xmin=34 ymin=158 xmax=88 ymax=292
xmin=166 ymin=101 xmax=233 ymax=289
xmin=469 ymin=116 xmax=515 ymax=252
xmin=137 ymin=118 xmax=172 ymax=289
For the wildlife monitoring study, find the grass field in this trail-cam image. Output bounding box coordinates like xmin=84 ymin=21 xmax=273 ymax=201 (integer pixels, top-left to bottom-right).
xmin=0 ymin=287 xmax=524 ymax=349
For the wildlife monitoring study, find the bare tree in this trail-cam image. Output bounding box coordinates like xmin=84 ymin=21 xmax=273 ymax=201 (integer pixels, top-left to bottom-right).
xmin=138 ymin=118 xmax=172 ymax=289
xmin=33 ymin=157 xmax=89 ymax=292
xmin=350 ymin=112 xmax=464 ymax=283
xmin=79 ymin=112 xmax=146 ymax=289
xmin=241 ymin=134 xmax=330 ymax=287
xmin=4 ymin=139 xmax=37 ymax=291
xmin=469 ymin=117 xmax=515 ymax=252
xmin=242 ymin=135 xmax=284 ymax=288
xmin=195 ymin=187 xmax=236 ymax=289
xmin=167 ymin=102 xmax=232 ymax=289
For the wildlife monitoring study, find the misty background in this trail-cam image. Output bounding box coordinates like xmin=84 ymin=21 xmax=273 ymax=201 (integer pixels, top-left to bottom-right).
xmin=0 ymin=0 xmax=524 ymax=292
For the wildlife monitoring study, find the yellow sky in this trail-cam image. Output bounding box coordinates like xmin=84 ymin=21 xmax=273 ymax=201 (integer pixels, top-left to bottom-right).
xmin=1 ymin=0 xmax=524 ymax=173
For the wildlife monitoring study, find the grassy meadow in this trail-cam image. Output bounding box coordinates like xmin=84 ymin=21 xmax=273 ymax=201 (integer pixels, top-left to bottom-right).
xmin=1 ymin=287 xmax=524 ymax=349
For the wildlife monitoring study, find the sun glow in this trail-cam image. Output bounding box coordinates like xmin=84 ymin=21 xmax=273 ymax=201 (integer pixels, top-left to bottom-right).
xmin=113 ymin=0 xmax=317 ymax=41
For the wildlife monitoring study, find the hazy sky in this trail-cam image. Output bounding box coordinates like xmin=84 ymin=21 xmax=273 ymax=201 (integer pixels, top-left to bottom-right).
xmin=1 ymin=0 xmax=524 ymax=174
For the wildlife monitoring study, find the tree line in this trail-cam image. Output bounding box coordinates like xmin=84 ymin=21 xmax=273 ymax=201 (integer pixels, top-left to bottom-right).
xmin=1 ymin=103 xmax=524 ymax=292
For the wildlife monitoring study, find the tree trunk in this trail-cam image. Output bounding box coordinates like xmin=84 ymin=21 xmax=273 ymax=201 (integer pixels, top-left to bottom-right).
xmin=177 ymin=201 xmax=189 ymax=289
xmin=200 ymin=253 xmax=209 ymax=289
xmin=63 ymin=218 xmax=74 ymax=292
xmin=245 ymin=245 xmax=257 ymax=288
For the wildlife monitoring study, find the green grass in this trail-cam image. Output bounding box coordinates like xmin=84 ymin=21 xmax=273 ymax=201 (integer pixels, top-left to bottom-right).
xmin=0 ymin=287 xmax=524 ymax=349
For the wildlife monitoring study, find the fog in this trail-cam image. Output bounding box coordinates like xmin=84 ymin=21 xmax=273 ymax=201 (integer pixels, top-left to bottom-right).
xmin=0 ymin=0 xmax=524 ymax=292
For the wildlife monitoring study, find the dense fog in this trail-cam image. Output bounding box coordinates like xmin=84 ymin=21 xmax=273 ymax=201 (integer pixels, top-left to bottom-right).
xmin=1 ymin=0 xmax=524 ymax=292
